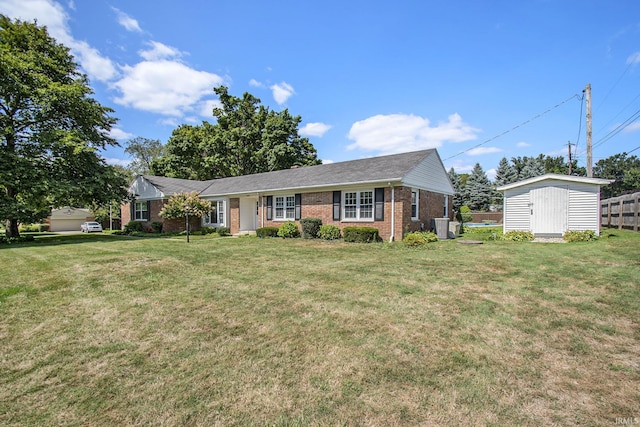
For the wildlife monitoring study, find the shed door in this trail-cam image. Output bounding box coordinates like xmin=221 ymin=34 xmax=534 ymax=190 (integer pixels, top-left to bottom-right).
xmin=530 ymin=185 xmax=568 ymax=236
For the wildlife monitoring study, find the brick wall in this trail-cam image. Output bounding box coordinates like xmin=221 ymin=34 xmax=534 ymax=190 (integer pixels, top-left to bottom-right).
xmin=121 ymin=199 xmax=203 ymax=233
xmin=255 ymin=187 xmax=449 ymax=241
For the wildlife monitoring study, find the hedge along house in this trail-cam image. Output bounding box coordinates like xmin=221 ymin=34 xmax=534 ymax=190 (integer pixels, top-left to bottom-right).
xmin=496 ymin=174 xmax=613 ymax=238
xmin=121 ymin=149 xmax=455 ymax=241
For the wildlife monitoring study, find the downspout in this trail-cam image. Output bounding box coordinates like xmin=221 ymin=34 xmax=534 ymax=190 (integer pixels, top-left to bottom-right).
xmin=389 ymin=183 xmax=395 ymax=242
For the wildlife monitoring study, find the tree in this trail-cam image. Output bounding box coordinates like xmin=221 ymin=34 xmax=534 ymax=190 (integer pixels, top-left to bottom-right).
xmin=125 ymin=137 xmax=165 ymax=175
xmin=517 ymin=156 xmax=545 ymax=180
xmin=463 ymin=163 xmax=492 ymax=211
xmin=0 ymin=16 xmax=128 ymax=238
xmin=151 ymin=86 xmax=321 ymax=180
xmin=159 ymin=192 xmax=212 ymax=220
xmin=448 ymin=167 xmax=464 ymax=212
xmin=594 ymin=152 xmax=640 ymax=198
xmin=494 ymin=157 xmax=518 ymax=187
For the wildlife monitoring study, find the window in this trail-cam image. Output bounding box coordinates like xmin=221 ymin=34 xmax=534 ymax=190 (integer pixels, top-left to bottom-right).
xmin=343 ymin=190 xmax=373 ymax=221
xmin=275 ymin=195 xmax=295 ymax=220
xmin=134 ymin=201 xmax=148 ymax=221
xmin=204 ymin=200 xmax=225 ymax=225
xmin=411 ymin=190 xmax=419 ymax=220
xmin=443 ymin=196 xmax=449 ymax=218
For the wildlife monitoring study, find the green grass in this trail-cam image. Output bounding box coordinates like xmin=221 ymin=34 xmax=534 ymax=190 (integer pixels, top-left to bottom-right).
xmin=0 ymin=230 xmax=638 ymax=426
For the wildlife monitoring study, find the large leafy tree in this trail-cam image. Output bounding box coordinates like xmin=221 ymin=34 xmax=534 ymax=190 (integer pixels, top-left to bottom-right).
xmin=463 ymin=163 xmax=492 ymax=211
xmin=594 ymin=152 xmax=640 ymax=198
xmin=151 ymin=86 xmax=321 ymax=179
xmin=0 ymin=16 xmax=128 ymax=237
xmin=124 ymin=137 xmax=165 ymax=176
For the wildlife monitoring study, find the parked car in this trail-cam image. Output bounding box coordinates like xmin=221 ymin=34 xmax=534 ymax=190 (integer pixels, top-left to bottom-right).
xmin=81 ymin=221 xmax=103 ymax=233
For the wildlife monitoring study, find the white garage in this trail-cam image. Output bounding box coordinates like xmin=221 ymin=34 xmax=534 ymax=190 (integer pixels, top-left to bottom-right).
xmin=497 ymin=174 xmax=613 ymax=238
xmin=49 ymin=207 xmax=94 ymax=232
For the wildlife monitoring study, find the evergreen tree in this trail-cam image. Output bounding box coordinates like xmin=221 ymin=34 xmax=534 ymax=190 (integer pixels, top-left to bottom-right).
xmin=448 ymin=167 xmax=464 ymax=211
xmin=463 ymin=163 xmax=492 ymax=211
xmin=494 ymin=157 xmax=518 ymax=186
xmin=518 ymin=157 xmax=545 ymax=180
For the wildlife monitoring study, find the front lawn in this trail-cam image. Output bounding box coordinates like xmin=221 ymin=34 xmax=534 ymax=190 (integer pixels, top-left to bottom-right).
xmin=0 ymin=231 xmax=638 ymax=425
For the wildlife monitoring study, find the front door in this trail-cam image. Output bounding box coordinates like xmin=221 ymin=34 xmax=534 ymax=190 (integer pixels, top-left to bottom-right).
xmin=530 ymin=185 xmax=568 ymax=236
xmin=239 ymin=197 xmax=258 ymax=232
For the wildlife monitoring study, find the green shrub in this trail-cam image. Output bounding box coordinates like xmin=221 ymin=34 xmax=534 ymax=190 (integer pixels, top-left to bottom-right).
xmin=256 ymin=226 xmax=279 ymax=238
xmin=0 ymin=235 xmax=35 ymax=244
xmin=300 ymin=218 xmax=322 ymax=239
xmin=278 ymin=221 xmax=300 ymax=238
xmin=403 ymin=231 xmax=438 ymax=247
xmin=38 ymin=223 xmax=50 ymax=232
xmin=200 ymin=226 xmax=216 ymax=235
xmin=318 ymin=224 xmax=341 ymax=240
xmin=216 ymin=226 xmax=231 ymax=236
xmin=151 ymin=221 xmax=163 ymax=233
xmin=123 ymin=221 xmax=144 ymax=234
xmin=343 ymin=226 xmax=379 ymax=243
xmin=563 ymin=230 xmax=599 ymax=242
xmin=502 ymin=230 xmax=534 ymax=241
xmin=460 ymin=206 xmax=473 ymax=223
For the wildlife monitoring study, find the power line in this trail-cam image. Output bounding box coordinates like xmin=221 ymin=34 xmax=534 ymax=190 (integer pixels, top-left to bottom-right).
xmin=591 ymin=107 xmax=640 ymax=150
xmin=444 ymin=93 xmax=582 ymax=161
xmin=573 ymin=93 xmax=585 ymax=158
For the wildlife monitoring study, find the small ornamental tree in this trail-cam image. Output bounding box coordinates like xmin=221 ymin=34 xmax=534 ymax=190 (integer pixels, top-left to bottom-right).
xmin=159 ymin=192 xmax=212 ymax=220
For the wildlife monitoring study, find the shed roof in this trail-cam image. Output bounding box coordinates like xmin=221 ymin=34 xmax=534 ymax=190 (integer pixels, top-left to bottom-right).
xmin=496 ymin=174 xmax=613 ymax=192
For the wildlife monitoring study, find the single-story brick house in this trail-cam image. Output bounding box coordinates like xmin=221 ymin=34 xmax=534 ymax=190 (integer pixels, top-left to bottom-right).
xmin=122 ymin=149 xmax=455 ymax=241
xmin=497 ymin=174 xmax=613 ymax=237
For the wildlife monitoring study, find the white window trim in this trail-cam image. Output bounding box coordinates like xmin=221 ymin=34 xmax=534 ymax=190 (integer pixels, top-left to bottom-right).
xmin=203 ymin=200 xmax=225 ymax=226
xmin=134 ymin=201 xmax=148 ymax=221
xmin=411 ymin=189 xmax=419 ymax=221
xmin=342 ymin=190 xmax=374 ymax=222
xmin=274 ymin=195 xmax=296 ymax=221
xmin=444 ymin=195 xmax=449 ymax=218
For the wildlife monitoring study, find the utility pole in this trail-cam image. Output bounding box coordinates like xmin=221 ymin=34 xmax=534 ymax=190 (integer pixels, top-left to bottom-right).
xmin=567 ymin=141 xmax=573 ymax=175
xmin=585 ymin=83 xmax=593 ymax=177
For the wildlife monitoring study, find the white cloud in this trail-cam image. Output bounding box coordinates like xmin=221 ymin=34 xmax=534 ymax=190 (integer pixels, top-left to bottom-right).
xmin=299 ymin=122 xmax=332 ymax=137
xmin=67 ymin=0 xmax=74 ymax=10
xmin=467 ymin=146 xmax=502 ymax=156
xmin=113 ymin=60 xmax=225 ymax=116
xmin=626 ymin=51 xmax=640 ymax=64
xmin=270 ymin=82 xmax=295 ymax=104
xmin=112 ymin=7 xmax=142 ymax=33
xmin=0 ymin=0 xmax=118 ymax=82
xmin=249 ymin=78 xmax=264 ymax=87
xmin=109 ymin=127 xmax=134 ymax=141
xmin=104 ymin=157 xmax=131 ymax=167
xmin=322 ymin=159 xmax=334 ymax=164
xmin=198 ymin=99 xmax=221 ymax=117
xmin=139 ymin=41 xmax=182 ymax=61
xmin=486 ymin=168 xmax=497 ymax=181
xmin=447 ymin=160 xmax=475 ymax=174
xmin=517 ymin=141 xmax=531 ymax=147
xmin=347 ymin=113 xmax=480 ymax=154
xmin=623 ymin=121 xmax=640 ymax=133
xmin=159 ymin=117 xmax=180 ymax=127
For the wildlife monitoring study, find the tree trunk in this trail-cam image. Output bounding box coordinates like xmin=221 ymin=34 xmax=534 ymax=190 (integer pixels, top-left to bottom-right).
xmin=5 ymin=219 xmax=20 ymax=238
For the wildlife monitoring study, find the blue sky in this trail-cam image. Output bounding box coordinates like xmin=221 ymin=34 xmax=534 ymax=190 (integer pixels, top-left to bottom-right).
xmin=1 ymin=0 xmax=639 ymax=179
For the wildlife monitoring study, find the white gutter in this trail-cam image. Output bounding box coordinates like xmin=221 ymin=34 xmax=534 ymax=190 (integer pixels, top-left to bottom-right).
xmin=389 ymin=184 xmax=395 ymax=242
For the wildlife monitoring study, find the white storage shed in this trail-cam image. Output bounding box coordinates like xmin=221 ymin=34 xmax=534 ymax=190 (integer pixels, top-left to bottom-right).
xmin=496 ymin=174 xmax=613 ymax=237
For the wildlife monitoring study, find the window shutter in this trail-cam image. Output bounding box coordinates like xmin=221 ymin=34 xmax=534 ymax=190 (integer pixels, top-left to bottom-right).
xmin=295 ymin=193 xmax=302 ymax=220
xmin=374 ymin=188 xmax=384 ymax=221
xmin=266 ymin=196 xmax=273 ymax=220
xmin=130 ymin=200 xmax=135 ymax=221
xmin=145 ymin=201 xmax=151 ymax=220
xmin=333 ymin=191 xmax=341 ymax=221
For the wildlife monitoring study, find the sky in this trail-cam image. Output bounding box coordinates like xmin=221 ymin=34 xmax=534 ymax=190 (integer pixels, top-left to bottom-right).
xmin=1 ymin=0 xmax=639 ymax=180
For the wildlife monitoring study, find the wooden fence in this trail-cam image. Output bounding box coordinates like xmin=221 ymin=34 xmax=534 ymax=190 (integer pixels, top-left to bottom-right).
xmin=601 ymin=192 xmax=640 ymax=231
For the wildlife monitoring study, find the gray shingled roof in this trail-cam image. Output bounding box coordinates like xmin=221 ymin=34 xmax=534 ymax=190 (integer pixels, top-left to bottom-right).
xmin=141 ymin=175 xmax=211 ymax=196
xmin=143 ymin=149 xmax=436 ymax=197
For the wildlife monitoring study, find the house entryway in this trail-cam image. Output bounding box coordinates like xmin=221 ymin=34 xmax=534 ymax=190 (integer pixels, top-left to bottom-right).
xmin=238 ymin=197 xmax=259 ymax=234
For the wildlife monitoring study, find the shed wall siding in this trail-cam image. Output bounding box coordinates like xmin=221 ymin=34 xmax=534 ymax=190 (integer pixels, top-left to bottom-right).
xmin=503 ymin=187 xmax=530 ymax=232
xmin=568 ymin=184 xmax=600 ymax=231
xmin=402 ymin=152 xmax=454 ymax=195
